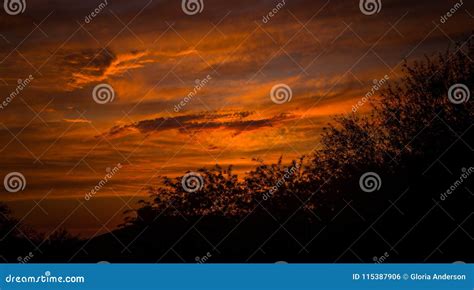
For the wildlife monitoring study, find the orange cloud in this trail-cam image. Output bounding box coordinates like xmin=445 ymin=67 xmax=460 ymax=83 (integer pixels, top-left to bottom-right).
xmin=63 ymin=118 xmax=92 ymax=124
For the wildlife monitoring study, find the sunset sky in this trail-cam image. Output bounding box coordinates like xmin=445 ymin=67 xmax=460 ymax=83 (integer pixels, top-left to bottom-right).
xmin=1 ymin=0 xmax=472 ymax=236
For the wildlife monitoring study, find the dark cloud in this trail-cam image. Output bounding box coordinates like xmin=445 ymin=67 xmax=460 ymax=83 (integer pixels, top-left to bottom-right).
xmin=59 ymin=48 xmax=115 ymax=87
xmin=54 ymin=48 xmax=153 ymax=88
xmin=61 ymin=48 xmax=115 ymax=76
xmin=105 ymin=111 xmax=293 ymax=137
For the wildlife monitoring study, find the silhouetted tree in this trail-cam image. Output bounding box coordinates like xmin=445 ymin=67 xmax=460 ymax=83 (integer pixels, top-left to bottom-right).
xmin=125 ymin=36 xmax=473 ymax=224
xmin=111 ymin=36 xmax=472 ymax=262
xmin=0 ymin=203 xmax=18 ymax=239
